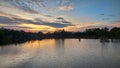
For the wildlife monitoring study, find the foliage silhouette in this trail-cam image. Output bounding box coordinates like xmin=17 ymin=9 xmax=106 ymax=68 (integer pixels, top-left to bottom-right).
xmin=0 ymin=27 xmax=120 ymax=45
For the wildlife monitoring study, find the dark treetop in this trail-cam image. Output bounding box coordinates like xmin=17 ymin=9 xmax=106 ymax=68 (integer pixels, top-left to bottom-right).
xmin=0 ymin=27 xmax=120 ymax=45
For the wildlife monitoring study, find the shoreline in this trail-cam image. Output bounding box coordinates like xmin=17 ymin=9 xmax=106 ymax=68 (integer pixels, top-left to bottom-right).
xmin=0 ymin=38 xmax=120 ymax=46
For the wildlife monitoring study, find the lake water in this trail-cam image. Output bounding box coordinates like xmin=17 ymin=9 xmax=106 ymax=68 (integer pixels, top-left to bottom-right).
xmin=0 ymin=39 xmax=120 ymax=68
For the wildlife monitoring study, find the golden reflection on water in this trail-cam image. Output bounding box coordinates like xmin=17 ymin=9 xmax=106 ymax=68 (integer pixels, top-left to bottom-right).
xmin=0 ymin=39 xmax=120 ymax=68
xmin=0 ymin=39 xmax=57 ymax=68
xmin=21 ymin=39 xmax=56 ymax=50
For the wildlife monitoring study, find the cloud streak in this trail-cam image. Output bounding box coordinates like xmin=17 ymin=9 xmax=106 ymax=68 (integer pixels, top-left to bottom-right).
xmin=59 ymin=0 xmax=73 ymax=11
xmin=59 ymin=5 xmax=73 ymax=11
xmin=56 ymin=17 xmax=72 ymax=24
xmin=8 ymin=0 xmax=47 ymax=14
xmin=0 ymin=15 xmax=72 ymax=29
xmin=110 ymin=21 xmax=120 ymax=27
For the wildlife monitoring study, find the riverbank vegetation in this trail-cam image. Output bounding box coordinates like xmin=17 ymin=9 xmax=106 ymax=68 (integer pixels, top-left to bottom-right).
xmin=0 ymin=27 xmax=120 ymax=45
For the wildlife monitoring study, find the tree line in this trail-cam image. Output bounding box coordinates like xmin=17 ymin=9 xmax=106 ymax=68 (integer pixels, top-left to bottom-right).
xmin=0 ymin=27 xmax=120 ymax=45
xmin=0 ymin=28 xmax=43 ymax=45
xmin=45 ymin=27 xmax=120 ymax=39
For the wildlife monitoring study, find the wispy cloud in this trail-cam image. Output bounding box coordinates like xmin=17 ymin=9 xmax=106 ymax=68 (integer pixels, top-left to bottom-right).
xmin=64 ymin=22 xmax=107 ymax=32
xmin=99 ymin=13 xmax=116 ymax=21
xmin=0 ymin=15 xmax=72 ymax=32
xmin=56 ymin=17 xmax=71 ymax=24
xmin=59 ymin=0 xmax=73 ymax=11
xmin=110 ymin=20 xmax=120 ymax=27
xmin=59 ymin=5 xmax=73 ymax=11
xmin=102 ymin=18 xmax=111 ymax=20
xmin=8 ymin=0 xmax=47 ymax=14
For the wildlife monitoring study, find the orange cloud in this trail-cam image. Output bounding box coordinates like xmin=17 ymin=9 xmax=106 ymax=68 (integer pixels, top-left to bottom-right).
xmin=59 ymin=5 xmax=73 ymax=11
xmin=0 ymin=24 xmax=6 ymax=26
xmin=110 ymin=21 xmax=120 ymax=27
xmin=64 ymin=22 xmax=104 ymax=32
xmin=17 ymin=23 xmax=56 ymax=32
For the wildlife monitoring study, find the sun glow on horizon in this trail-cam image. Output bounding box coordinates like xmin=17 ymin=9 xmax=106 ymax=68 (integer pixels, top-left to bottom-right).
xmin=17 ymin=23 xmax=56 ymax=32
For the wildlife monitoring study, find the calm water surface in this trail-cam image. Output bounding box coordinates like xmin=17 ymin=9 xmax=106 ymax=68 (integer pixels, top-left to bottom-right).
xmin=0 ymin=39 xmax=120 ymax=68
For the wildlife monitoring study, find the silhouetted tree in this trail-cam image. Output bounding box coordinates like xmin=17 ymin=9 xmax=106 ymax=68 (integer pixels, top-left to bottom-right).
xmin=0 ymin=27 xmax=120 ymax=45
xmin=110 ymin=27 xmax=120 ymax=38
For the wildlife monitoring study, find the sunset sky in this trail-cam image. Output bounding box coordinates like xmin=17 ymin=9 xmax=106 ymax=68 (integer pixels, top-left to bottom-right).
xmin=0 ymin=0 xmax=120 ymax=32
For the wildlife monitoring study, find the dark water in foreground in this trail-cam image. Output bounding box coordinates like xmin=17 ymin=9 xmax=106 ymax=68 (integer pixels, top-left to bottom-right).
xmin=0 ymin=39 xmax=120 ymax=68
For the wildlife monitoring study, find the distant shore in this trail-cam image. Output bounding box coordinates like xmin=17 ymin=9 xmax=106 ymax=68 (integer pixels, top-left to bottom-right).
xmin=0 ymin=27 xmax=120 ymax=45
